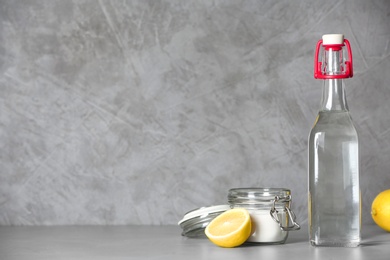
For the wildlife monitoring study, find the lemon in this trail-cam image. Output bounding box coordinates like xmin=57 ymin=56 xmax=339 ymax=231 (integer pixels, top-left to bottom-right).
xmin=371 ymin=189 xmax=390 ymax=232
xmin=205 ymin=208 xmax=251 ymax=248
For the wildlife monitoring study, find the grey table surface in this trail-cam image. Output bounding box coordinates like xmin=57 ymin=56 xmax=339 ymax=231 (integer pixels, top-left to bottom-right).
xmin=0 ymin=225 xmax=389 ymax=260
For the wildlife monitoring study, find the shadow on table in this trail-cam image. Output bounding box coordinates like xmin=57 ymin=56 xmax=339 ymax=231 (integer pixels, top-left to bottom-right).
xmin=360 ymin=240 xmax=389 ymax=247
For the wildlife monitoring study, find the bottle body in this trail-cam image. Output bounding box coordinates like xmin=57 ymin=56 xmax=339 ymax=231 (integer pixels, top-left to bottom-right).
xmin=308 ymin=91 xmax=360 ymax=247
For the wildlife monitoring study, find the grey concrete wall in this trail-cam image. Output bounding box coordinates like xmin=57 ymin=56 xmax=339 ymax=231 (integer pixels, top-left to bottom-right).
xmin=0 ymin=0 xmax=389 ymax=225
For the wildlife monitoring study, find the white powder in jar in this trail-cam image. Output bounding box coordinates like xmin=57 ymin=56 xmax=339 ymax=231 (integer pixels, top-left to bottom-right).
xmin=247 ymin=210 xmax=288 ymax=243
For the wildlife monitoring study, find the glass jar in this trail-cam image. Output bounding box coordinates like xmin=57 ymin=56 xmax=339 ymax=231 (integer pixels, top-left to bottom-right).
xmin=228 ymin=188 xmax=300 ymax=244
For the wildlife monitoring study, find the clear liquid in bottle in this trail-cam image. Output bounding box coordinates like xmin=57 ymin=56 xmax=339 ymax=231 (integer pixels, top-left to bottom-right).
xmin=309 ymin=111 xmax=360 ymax=247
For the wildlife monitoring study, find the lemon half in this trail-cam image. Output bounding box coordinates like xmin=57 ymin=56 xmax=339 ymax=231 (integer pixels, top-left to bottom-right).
xmin=205 ymin=208 xmax=251 ymax=248
xmin=371 ymin=189 xmax=390 ymax=232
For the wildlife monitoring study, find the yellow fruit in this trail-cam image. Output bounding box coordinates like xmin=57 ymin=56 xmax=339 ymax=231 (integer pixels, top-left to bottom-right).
xmin=371 ymin=189 xmax=390 ymax=232
xmin=205 ymin=208 xmax=251 ymax=248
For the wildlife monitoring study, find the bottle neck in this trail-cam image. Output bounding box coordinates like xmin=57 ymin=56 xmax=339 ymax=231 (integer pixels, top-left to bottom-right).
xmin=320 ymin=79 xmax=348 ymax=111
xmin=319 ymin=48 xmax=349 ymax=111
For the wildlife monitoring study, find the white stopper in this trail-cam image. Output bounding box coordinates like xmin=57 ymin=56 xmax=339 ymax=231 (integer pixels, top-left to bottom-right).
xmin=322 ymin=34 xmax=344 ymax=45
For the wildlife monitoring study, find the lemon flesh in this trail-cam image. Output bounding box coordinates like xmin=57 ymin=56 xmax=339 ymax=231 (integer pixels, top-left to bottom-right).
xmin=205 ymin=208 xmax=251 ymax=248
xmin=371 ymin=189 xmax=390 ymax=232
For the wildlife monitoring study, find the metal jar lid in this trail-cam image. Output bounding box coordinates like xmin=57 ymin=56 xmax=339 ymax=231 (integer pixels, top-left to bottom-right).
xmin=178 ymin=205 xmax=230 ymax=238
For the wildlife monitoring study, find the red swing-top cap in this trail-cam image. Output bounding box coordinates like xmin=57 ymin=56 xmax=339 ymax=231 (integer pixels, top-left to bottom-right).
xmin=314 ymin=34 xmax=353 ymax=79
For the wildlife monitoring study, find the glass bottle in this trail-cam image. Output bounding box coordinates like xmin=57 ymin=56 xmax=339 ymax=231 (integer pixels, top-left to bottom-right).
xmin=308 ymin=34 xmax=360 ymax=247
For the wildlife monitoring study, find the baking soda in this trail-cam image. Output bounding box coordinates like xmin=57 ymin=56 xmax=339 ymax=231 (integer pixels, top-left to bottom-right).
xmin=247 ymin=210 xmax=288 ymax=243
